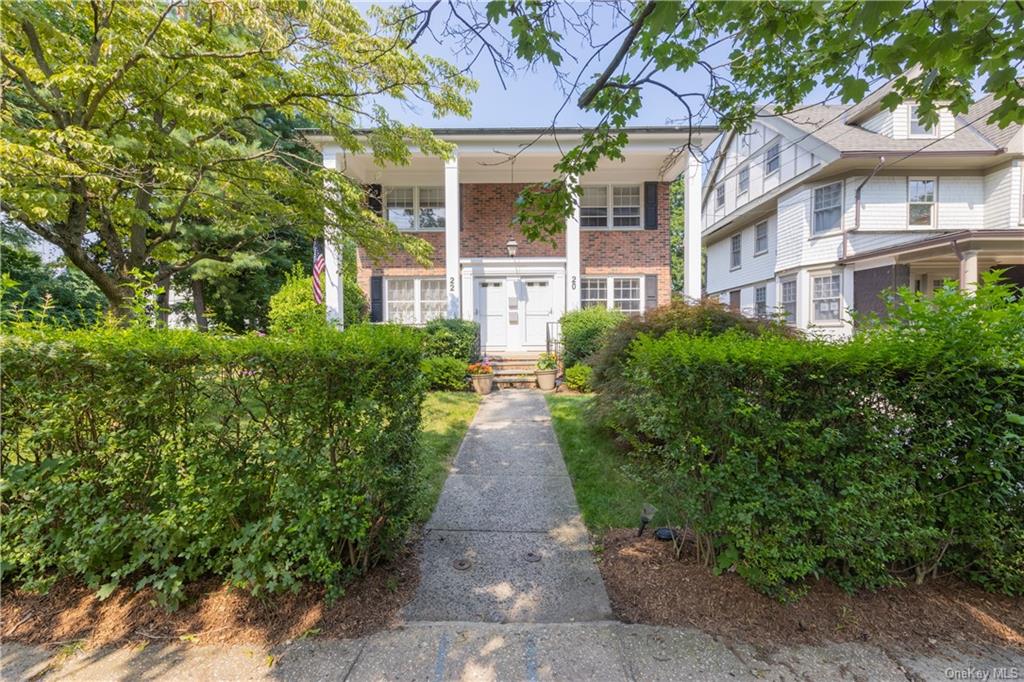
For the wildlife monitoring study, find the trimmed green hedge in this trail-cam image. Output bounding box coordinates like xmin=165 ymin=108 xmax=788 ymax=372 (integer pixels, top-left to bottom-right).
xmin=1 ymin=324 xmax=424 ymax=607
xmin=608 ymin=282 xmax=1024 ymax=597
xmin=560 ymin=307 xmax=625 ymax=367
xmin=422 ymin=318 xmax=479 ymax=363
xmin=421 ymin=356 xmax=468 ymax=391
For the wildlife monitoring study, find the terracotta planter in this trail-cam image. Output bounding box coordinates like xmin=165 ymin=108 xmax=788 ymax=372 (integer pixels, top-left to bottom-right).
xmin=536 ymin=369 xmax=557 ymax=391
xmin=471 ymin=373 xmax=494 ymax=395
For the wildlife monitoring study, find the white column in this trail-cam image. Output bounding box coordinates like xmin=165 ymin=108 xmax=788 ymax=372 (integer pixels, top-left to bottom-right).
xmin=960 ymin=249 xmax=979 ymax=292
xmin=565 ymin=176 xmax=582 ymax=311
xmin=444 ymin=153 xmax=461 ymax=318
xmin=322 ymin=145 xmax=344 ymax=328
xmin=684 ymin=148 xmax=703 ymax=300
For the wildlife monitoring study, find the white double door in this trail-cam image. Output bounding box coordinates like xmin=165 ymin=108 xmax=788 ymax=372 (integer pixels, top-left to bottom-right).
xmin=475 ymin=276 xmax=556 ymax=352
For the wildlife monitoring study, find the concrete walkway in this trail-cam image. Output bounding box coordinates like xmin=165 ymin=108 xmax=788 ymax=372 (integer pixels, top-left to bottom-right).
xmin=402 ymin=390 xmax=612 ymax=624
xmin=5 ymin=390 xmax=1022 ymax=680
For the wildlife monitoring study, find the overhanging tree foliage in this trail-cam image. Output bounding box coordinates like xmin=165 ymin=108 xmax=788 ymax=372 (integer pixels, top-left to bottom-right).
xmin=1 ymin=1 xmax=474 ymax=315
xmin=422 ymin=1 xmax=1023 ymax=241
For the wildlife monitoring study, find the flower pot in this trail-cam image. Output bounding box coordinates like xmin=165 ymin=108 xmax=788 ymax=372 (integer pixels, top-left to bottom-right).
xmin=471 ymin=374 xmax=494 ymax=395
xmin=536 ymin=369 xmax=557 ymax=391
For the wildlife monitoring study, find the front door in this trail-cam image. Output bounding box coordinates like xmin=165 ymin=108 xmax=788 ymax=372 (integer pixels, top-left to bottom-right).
xmin=521 ymin=279 xmax=554 ymax=349
xmin=476 ymin=280 xmax=507 ymax=349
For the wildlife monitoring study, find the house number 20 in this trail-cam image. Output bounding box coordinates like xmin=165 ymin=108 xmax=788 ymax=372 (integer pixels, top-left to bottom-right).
xmin=571 ymin=276 xmax=576 ymax=290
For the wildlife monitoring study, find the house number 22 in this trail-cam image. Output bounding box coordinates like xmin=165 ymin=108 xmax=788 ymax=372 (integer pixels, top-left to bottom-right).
xmin=449 ymin=277 xmax=456 ymax=292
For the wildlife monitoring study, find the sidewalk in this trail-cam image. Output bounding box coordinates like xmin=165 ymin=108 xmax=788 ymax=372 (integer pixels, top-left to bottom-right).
xmin=5 ymin=391 xmax=1021 ymax=680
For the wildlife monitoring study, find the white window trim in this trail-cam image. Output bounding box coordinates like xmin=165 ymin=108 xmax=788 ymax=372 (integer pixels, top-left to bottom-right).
xmin=580 ymin=184 xmax=644 ymax=231
xmin=753 ymin=221 xmax=768 ymax=256
xmin=384 ymin=277 xmax=446 ymax=323
xmin=811 ymin=181 xmax=844 ymax=237
xmin=809 ymin=270 xmax=844 ymax=326
xmin=384 ymin=186 xmax=445 ymax=232
xmin=716 ymin=184 xmax=726 ymax=209
xmin=779 ymin=277 xmax=797 ymax=326
xmin=737 ymin=165 xmax=750 ymax=197
xmin=907 ymin=176 xmax=938 ymax=229
xmin=764 ymin=139 xmax=782 ymax=177
xmin=580 ymin=275 xmax=645 ymax=313
xmin=754 ymin=285 xmax=767 ymax=318
xmin=730 ymin=233 xmax=742 ymax=271
xmin=907 ymin=104 xmax=938 ymax=139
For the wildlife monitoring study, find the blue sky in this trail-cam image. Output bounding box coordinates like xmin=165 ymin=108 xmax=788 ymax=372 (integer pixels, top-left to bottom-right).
xmin=360 ymin=2 xmax=734 ymax=129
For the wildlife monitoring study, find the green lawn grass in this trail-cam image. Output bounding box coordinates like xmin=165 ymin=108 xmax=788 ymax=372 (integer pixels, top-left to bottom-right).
xmin=414 ymin=391 xmax=480 ymax=522
xmin=546 ymin=394 xmax=683 ymax=532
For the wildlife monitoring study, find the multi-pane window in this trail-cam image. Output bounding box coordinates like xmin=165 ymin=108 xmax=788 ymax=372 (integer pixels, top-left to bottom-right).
xmin=730 ymin=234 xmax=742 ymax=269
xmin=580 ymin=185 xmax=643 ymax=229
xmin=613 ymin=278 xmax=641 ymax=313
xmin=781 ymin=279 xmax=797 ymax=325
xmin=908 ymin=178 xmax=936 ymax=227
xmin=764 ymin=141 xmax=781 ymax=175
xmin=385 ymin=278 xmax=446 ymax=323
xmin=908 ymin=105 xmax=937 ymax=137
xmin=738 ymin=166 xmax=750 ymax=195
xmin=812 ymin=273 xmax=842 ymax=323
xmin=385 ymin=279 xmax=416 ymax=323
xmin=754 ymin=286 xmax=767 ymax=317
xmin=612 ymin=186 xmax=641 ymax=227
xmin=582 ymin=276 xmax=642 ymax=313
xmin=580 ymin=277 xmax=608 ymax=308
xmin=813 ymin=182 xmax=842 ymax=234
xmin=580 ymin=186 xmax=609 ymax=228
xmin=716 ymin=184 xmax=725 ymax=209
xmin=754 ymin=222 xmax=768 ymax=255
xmin=385 ymin=187 xmax=445 ymax=231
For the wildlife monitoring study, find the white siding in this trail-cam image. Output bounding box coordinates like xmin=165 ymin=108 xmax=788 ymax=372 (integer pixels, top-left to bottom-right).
xmin=775 ymin=187 xmax=811 ymax=271
xmin=705 ymin=216 xmax=777 ymax=294
xmin=937 ymin=176 xmax=984 ymax=229
xmin=862 ymin=109 xmax=893 ymax=136
xmin=848 ymin=175 xmax=984 ymax=231
xmin=983 ymin=165 xmax=1014 ymax=229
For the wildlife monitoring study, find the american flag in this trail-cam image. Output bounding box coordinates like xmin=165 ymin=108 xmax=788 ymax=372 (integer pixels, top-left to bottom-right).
xmin=312 ymin=238 xmax=325 ymax=304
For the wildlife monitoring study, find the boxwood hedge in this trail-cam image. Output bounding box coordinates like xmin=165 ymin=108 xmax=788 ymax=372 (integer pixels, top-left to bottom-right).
xmin=1 ymin=323 xmax=425 ymax=607
xmin=607 ymin=281 xmax=1024 ymax=597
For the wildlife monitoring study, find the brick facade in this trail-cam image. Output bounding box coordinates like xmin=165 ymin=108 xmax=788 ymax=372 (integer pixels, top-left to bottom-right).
xmin=356 ymin=180 xmax=673 ymax=306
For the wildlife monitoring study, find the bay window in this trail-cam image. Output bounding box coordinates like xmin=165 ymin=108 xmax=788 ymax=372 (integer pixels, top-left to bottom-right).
xmin=780 ymin=279 xmax=797 ymax=325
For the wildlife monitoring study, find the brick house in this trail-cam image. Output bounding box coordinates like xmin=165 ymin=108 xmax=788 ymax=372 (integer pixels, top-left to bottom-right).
xmin=699 ymin=81 xmax=1024 ymax=339
xmin=307 ymin=127 xmax=714 ymax=353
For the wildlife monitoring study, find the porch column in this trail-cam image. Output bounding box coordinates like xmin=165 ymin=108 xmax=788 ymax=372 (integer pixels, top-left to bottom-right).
xmin=565 ymin=175 xmax=582 ymax=311
xmin=444 ymin=152 xmax=461 ymax=318
xmin=322 ymin=145 xmax=344 ymax=328
xmin=959 ymin=249 xmax=979 ymax=293
xmin=683 ymin=148 xmax=703 ymax=300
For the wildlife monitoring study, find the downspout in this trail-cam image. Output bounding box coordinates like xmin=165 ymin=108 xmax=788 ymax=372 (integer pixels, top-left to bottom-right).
xmin=849 ymin=156 xmax=886 ymax=259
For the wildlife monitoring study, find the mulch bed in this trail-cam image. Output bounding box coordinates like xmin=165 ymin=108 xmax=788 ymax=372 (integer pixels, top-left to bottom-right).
xmin=598 ymin=528 xmax=1024 ymax=653
xmin=1 ymin=547 xmax=419 ymax=649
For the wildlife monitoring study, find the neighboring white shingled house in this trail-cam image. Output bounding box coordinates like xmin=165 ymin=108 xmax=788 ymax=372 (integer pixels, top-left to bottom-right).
xmin=700 ymin=81 xmax=1024 ymax=338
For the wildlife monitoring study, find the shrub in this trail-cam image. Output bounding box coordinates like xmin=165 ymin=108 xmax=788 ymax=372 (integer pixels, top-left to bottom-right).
xmin=268 ymin=264 xmax=367 ymax=334
xmin=591 ymin=298 xmax=792 ymax=430
xmin=1 ymin=323 xmax=425 ymax=607
xmin=422 ymin=318 xmax=479 ymax=362
xmin=612 ymin=279 xmax=1024 ymax=598
xmin=560 ymin=307 xmax=626 ymax=367
xmin=564 ymin=364 xmax=593 ymax=392
xmin=421 ymin=356 xmax=468 ymax=391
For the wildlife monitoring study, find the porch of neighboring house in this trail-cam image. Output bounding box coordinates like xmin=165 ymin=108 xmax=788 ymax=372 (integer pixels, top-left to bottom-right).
xmin=845 ymin=229 xmax=1024 ymax=318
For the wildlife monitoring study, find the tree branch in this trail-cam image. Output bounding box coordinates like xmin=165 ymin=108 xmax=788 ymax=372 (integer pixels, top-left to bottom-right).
xmin=577 ymin=0 xmax=657 ymax=108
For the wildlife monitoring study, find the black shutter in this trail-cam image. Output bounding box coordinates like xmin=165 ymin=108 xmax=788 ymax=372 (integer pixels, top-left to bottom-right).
xmin=367 ymin=184 xmax=383 ymax=215
xmin=645 ymin=274 xmax=658 ymax=311
xmin=369 ymin=275 xmax=384 ymax=322
xmin=643 ymin=182 xmax=658 ymax=229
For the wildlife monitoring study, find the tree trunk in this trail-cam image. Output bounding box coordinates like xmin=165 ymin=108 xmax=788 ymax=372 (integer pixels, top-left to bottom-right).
xmin=191 ymin=278 xmax=208 ymax=331
xmin=155 ymin=268 xmax=171 ymax=326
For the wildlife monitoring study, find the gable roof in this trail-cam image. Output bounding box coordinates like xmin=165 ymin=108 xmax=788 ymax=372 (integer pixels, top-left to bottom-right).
xmin=777 ymin=104 xmax=999 ymax=154
xmin=963 ymin=94 xmax=1023 ymax=149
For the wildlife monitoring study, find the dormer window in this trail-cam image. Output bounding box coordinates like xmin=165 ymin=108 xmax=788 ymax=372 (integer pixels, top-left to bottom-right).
xmin=908 ymin=105 xmax=937 ymax=138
